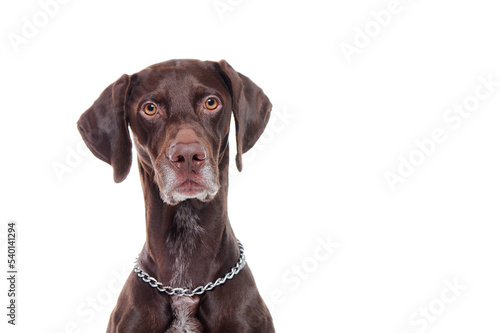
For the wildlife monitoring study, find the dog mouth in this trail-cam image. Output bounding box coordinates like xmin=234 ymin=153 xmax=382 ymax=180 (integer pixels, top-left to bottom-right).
xmin=167 ymin=176 xmax=218 ymax=204
xmin=175 ymin=179 xmax=207 ymax=195
xmin=156 ymin=167 xmax=219 ymax=205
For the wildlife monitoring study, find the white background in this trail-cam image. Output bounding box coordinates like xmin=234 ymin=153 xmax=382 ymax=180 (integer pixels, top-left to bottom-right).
xmin=1 ymin=0 xmax=500 ymax=332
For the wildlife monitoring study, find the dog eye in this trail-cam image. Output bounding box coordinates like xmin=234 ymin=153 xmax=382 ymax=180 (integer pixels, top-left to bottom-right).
xmin=143 ymin=103 xmax=157 ymax=115
xmin=204 ymin=98 xmax=219 ymax=110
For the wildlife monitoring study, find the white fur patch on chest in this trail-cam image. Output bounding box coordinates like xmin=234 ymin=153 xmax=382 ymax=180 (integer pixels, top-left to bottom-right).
xmin=166 ymin=296 xmax=202 ymax=333
xmin=165 ymin=202 xmax=205 ymax=332
xmin=167 ymin=201 xmax=205 ymax=286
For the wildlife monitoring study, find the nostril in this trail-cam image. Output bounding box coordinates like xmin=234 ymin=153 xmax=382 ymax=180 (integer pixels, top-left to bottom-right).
xmin=193 ymin=153 xmax=206 ymax=162
xmin=169 ymin=154 xmax=185 ymax=163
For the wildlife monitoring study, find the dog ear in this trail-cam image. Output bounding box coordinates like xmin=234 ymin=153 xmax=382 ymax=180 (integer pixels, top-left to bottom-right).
xmin=217 ymin=60 xmax=272 ymax=172
xmin=77 ymin=74 xmax=133 ymax=183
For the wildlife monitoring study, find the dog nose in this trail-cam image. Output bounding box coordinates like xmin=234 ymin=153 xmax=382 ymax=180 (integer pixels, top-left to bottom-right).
xmin=168 ymin=142 xmax=206 ymax=171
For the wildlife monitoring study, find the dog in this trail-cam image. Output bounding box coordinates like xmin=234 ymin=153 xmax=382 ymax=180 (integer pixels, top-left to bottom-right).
xmin=77 ymin=59 xmax=275 ymax=332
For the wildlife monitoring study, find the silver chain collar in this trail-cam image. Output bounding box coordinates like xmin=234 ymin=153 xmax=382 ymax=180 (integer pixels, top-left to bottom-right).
xmin=133 ymin=239 xmax=246 ymax=297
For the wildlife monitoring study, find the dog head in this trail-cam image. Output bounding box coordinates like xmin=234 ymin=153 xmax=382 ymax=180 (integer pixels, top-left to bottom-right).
xmin=77 ymin=59 xmax=271 ymax=205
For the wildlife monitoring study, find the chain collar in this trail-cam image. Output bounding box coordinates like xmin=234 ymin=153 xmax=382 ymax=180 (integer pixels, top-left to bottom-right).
xmin=134 ymin=239 xmax=246 ymax=297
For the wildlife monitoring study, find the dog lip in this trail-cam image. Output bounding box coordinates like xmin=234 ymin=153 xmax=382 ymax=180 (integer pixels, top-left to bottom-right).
xmin=175 ymin=180 xmax=206 ymax=193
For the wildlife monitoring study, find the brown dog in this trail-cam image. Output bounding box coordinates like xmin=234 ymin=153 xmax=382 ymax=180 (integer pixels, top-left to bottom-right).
xmin=77 ymin=59 xmax=274 ymax=332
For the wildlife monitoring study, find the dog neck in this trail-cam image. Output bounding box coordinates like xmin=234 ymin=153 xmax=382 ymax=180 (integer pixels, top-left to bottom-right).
xmin=135 ymin=149 xmax=239 ymax=288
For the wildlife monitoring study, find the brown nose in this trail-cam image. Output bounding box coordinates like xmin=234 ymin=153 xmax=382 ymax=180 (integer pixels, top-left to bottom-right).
xmin=168 ymin=142 xmax=206 ymax=172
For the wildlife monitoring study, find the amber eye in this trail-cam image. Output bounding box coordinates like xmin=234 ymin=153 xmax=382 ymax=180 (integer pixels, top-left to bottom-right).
xmin=205 ymin=98 xmax=219 ymax=110
xmin=143 ymin=103 xmax=157 ymax=115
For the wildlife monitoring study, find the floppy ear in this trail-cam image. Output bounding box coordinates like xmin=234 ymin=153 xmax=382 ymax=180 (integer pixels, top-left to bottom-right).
xmin=77 ymin=74 xmax=133 ymax=183
xmin=217 ymin=60 xmax=272 ymax=172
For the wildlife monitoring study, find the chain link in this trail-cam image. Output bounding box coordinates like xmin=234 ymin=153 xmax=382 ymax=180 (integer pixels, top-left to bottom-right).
xmin=133 ymin=239 xmax=246 ymax=297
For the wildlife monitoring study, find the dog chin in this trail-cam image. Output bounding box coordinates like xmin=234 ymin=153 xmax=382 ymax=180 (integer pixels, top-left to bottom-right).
xmin=160 ymin=187 xmax=218 ymax=205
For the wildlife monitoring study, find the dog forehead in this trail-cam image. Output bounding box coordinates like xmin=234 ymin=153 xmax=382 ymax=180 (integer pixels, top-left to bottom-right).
xmin=133 ymin=60 xmax=228 ymax=96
